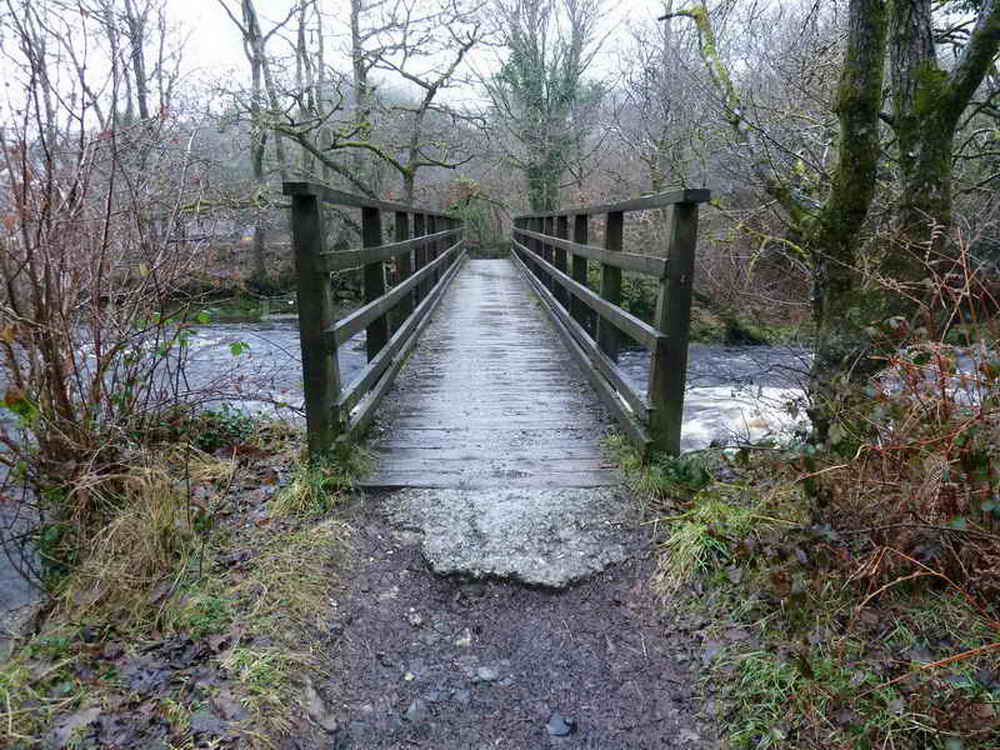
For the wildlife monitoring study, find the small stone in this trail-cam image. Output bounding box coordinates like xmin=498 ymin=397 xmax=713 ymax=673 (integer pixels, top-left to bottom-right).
xmin=476 ymin=666 xmax=499 ymax=683
xmin=403 ymin=672 xmax=416 ymax=682
xmin=453 ymin=689 xmax=471 ymax=705
xmin=404 ymin=699 xmax=429 ymax=723
xmin=546 ymin=712 xmax=576 ymax=737
xmin=454 ymin=628 xmax=472 ymax=647
xmin=190 ymin=710 xmax=227 ymax=737
xmin=407 ymin=611 xmax=424 ymax=627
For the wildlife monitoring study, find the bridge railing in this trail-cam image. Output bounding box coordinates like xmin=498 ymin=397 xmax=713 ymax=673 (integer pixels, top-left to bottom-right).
xmin=284 ymin=182 xmax=465 ymax=457
xmin=511 ymin=189 xmax=711 ymax=455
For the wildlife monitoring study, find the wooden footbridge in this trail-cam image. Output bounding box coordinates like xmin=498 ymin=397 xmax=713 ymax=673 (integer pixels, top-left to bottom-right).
xmin=284 ymin=182 xmax=710 ymax=488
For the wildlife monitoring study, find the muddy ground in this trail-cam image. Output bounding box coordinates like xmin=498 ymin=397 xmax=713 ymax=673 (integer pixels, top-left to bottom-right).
xmin=288 ymin=493 xmax=716 ymax=750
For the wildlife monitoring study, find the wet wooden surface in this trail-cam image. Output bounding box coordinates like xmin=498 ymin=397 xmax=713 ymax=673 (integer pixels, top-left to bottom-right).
xmin=362 ymin=258 xmax=618 ymax=489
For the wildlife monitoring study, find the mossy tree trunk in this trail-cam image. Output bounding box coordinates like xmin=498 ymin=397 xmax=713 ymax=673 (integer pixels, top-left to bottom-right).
xmin=805 ymin=0 xmax=888 ymax=444
xmin=671 ymin=0 xmax=1000 ymax=447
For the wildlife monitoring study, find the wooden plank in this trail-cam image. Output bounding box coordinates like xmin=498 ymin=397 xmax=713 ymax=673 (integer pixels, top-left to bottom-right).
xmin=360 ymin=471 xmax=619 ymax=490
xmin=373 ymin=447 xmax=606 ymax=460
xmin=647 ymin=201 xmax=699 ymax=455
xmin=515 ymin=188 xmax=711 ymax=219
xmin=330 ymin=241 xmax=461 ymax=346
xmin=514 ymin=227 xmax=667 ymax=277
xmin=512 ymin=238 xmax=662 ymax=350
xmin=512 ymin=249 xmax=652 ymax=449
xmin=283 ymin=181 xmax=454 ymax=218
xmin=363 ymin=258 xmax=622 ymax=489
xmin=290 ymin=193 xmax=342 ymax=456
xmin=321 ymin=228 xmax=460 ymax=271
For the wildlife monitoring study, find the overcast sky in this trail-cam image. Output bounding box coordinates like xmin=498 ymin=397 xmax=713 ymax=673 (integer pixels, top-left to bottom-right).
xmin=169 ymin=0 xmax=665 ymax=101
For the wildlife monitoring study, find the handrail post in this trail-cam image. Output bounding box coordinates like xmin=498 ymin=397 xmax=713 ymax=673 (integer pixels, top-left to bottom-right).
xmin=394 ymin=210 xmax=413 ymax=329
xmin=648 ymin=201 xmax=699 ymax=455
xmin=597 ymin=211 xmax=624 ymax=361
xmin=428 ymin=215 xmax=439 ymax=288
xmin=555 ymin=215 xmax=569 ymax=310
xmin=290 ymin=189 xmax=342 ymax=457
xmin=362 ymin=206 xmax=389 ymax=361
xmin=571 ymin=214 xmax=590 ymax=332
xmin=543 ymin=215 xmax=556 ymax=294
xmin=413 ymin=213 xmax=427 ymax=303
xmin=532 ymin=216 xmax=545 ymax=283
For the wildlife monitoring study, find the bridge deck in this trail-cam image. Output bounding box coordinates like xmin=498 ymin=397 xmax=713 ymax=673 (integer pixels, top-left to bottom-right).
xmin=362 ymin=258 xmax=618 ymax=489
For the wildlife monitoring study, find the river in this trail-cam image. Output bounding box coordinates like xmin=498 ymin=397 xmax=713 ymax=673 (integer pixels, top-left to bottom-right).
xmin=184 ymin=319 xmax=812 ymax=451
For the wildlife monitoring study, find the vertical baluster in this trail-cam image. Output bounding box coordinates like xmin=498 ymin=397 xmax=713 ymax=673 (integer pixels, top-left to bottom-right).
xmin=555 ymin=214 xmax=569 ymax=309
xmin=648 ymin=202 xmax=699 ymax=455
xmin=413 ymin=213 xmax=427 ymax=303
xmin=543 ymin=215 xmax=555 ymax=293
xmin=571 ymin=214 xmax=591 ymax=334
xmin=362 ymin=206 xmax=389 ymax=361
xmin=395 ymin=211 xmax=413 ymax=329
xmin=532 ymin=216 xmax=545 ymax=283
xmin=427 ymin=215 xmax=439 ymax=289
xmin=289 ymin=189 xmax=341 ymax=457
xmin=597 ymin=211 xmax=624 ymax=361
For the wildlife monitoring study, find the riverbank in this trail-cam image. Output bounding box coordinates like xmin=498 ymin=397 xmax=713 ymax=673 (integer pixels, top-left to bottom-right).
xmin=0 ymin=426 xmax=360 ymax=747
xmin=615 ymin=440 xmax=1000 ymax=749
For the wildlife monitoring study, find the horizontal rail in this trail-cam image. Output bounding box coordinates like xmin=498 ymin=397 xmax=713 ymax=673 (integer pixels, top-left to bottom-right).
xmin=512 ymin=188 xmax=708 ymax=455
xmin=322 ymin=228 xmax=461 ymax=272
xmin=342 ymin=253 xmax=465 ymax=439
xmin=330 ymin=240 xmax=462 ymax=347
xmin=283 ymin=181 xmax=454 ymax=218
xmin=516 ymin=228 xmax=667 ymax=277
xmin=513 ymin=238 xmax=661 ymax=350
xmin=510 ymin=248 xmax=651 ymax=445
xmin=286 ymin=181 xmax=464 ymax=457
xmin=520 ymin=188 xmax=710 ymax=220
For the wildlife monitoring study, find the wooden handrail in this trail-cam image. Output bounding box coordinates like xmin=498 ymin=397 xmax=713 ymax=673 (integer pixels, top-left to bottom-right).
xmin=512 ymin=188 xmax=710 ymax=455
xmin=286 ymin=182 xmax=465 ymax=457
xmin=320 ymin=228 xmax=461 ymax=272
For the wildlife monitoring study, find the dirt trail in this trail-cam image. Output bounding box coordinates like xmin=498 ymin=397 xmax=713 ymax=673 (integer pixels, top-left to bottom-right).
xmin=299 ymin=499 xmax=712 ymax=750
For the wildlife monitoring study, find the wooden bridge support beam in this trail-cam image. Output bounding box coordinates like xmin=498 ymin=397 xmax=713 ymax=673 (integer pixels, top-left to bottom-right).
xmin=597 ymin=211 xmax=624 ymax=361
xmin=289 ymin=189 xmax=343 ymax=456
xmin=647 ymin=202 xmax=699 ymax=455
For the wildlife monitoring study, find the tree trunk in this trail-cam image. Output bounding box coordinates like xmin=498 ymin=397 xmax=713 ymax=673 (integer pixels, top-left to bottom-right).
xmin=806 ymin=0 xmax=887 ymax=446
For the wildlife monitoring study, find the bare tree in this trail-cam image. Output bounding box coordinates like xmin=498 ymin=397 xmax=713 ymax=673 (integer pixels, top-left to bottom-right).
xmin=485 ymin=0 xmax=608 ymax=211
xmin=217 ymin=0 xmax=296 ymax=284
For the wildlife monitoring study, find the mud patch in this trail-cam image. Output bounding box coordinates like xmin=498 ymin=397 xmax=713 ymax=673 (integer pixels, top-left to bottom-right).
xmin=295 ymin=498 xmax=714 ymax=749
